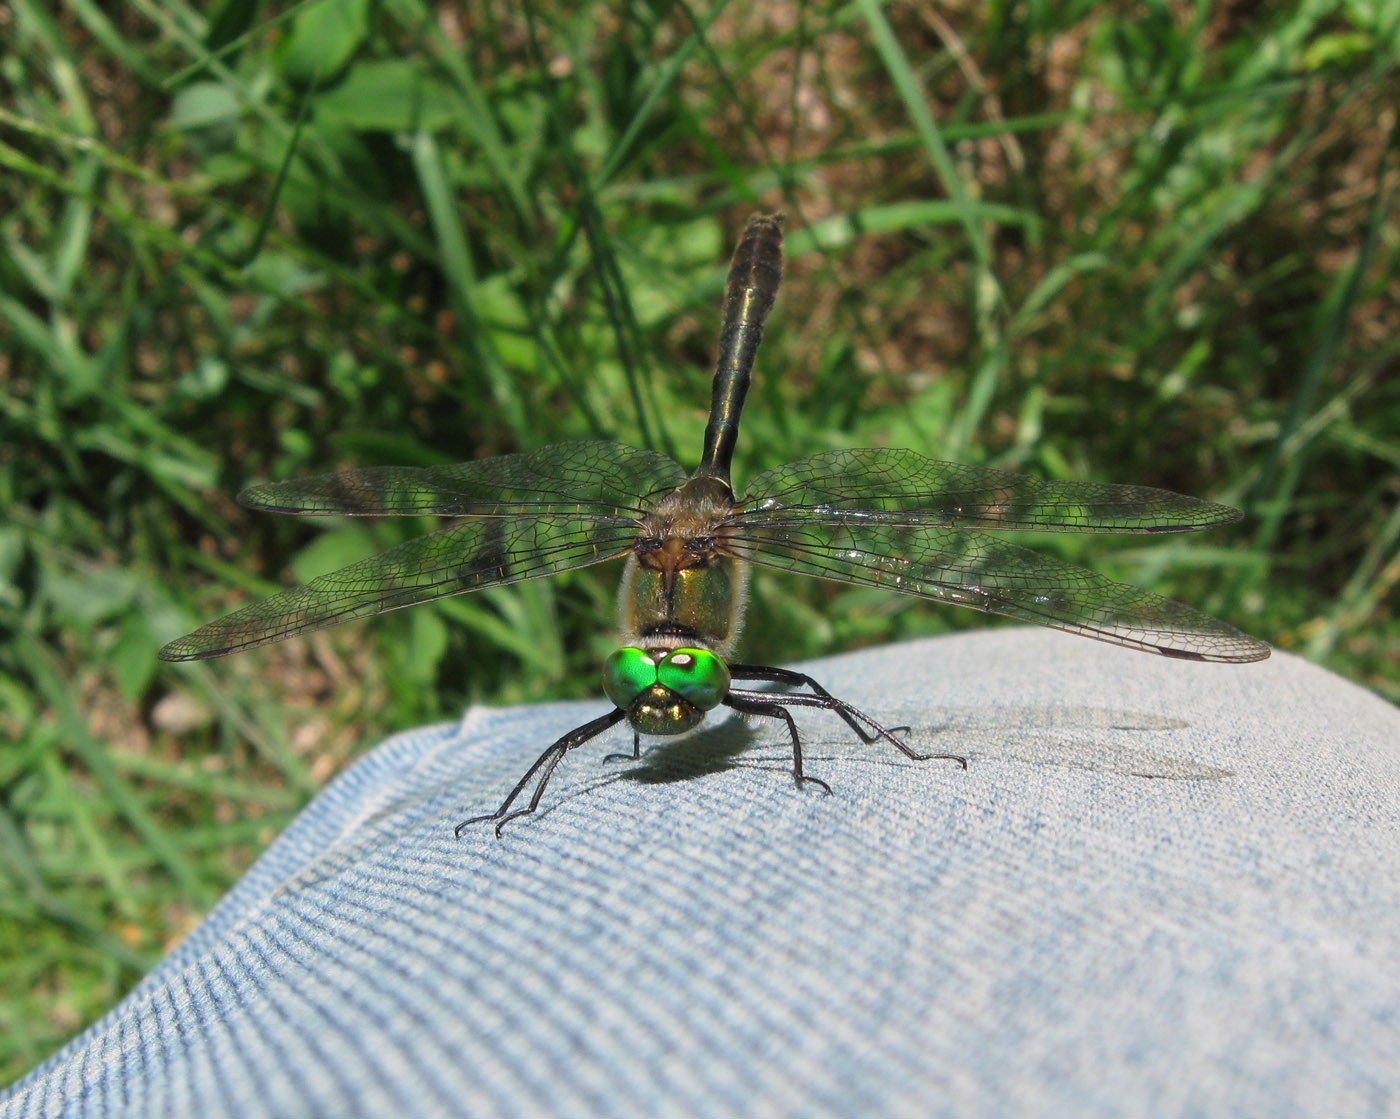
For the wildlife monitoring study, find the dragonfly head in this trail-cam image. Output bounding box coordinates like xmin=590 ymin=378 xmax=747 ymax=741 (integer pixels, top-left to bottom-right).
xmin=603 ymin=644 xmax=731 ymax=736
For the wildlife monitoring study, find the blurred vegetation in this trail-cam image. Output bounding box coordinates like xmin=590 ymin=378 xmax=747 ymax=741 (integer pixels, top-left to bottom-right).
xmin=1 ymin=0 xmax=1397 ymax=1087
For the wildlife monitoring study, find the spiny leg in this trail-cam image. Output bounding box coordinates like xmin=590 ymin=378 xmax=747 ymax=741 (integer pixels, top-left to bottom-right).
xmin=729 ymin=664 xmax=909 ymax=743
xmin=748 ymin=689 xmax=967 ymax=768
xmin=456 ymin=708 xmax=628 ymax=838
xmin=723 ymin=693 xmax=833 ymax=795
xmin=727 ymin=665 xmax=967 ymax=766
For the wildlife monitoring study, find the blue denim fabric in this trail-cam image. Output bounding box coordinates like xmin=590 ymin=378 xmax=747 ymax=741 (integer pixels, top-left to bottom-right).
xmin=4 ymin=629 xmax=1398 ymax=1118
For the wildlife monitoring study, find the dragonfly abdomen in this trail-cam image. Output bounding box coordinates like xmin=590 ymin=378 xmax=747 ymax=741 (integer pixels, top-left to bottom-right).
xmin=698 ymin=214 xmax=784 ymax=484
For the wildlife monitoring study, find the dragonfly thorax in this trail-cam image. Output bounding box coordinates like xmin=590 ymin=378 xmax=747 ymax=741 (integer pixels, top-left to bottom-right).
xmin=620 ymin=473 xmax=749 ymax=658
xmin=602 ymin=642 xmax=731 ymax=736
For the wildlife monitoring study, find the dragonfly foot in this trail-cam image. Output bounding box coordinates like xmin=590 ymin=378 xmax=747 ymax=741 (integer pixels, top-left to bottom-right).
xmin=796 ymin=773 xmax=834 ymax=796
xmin=904 ymin=751 xmax=968 ymax=769
xmin=492 ymin=809 xmax=537 ymax=836
xmin=454 ymin=813 xmax=496 ymax=839
xmin=455 ymin=810 xmax=534 ymax=839
xmin=603 ymin=729 xmax=644 ymax=764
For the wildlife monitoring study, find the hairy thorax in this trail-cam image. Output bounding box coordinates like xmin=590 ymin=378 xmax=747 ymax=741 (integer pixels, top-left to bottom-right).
xmin=619 ymin=475 xmax=749 ymax=657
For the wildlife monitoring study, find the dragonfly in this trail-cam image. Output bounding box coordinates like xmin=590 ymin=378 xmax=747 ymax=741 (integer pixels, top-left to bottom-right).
xmin=160 ymin=213 xmax=1269 ymax=835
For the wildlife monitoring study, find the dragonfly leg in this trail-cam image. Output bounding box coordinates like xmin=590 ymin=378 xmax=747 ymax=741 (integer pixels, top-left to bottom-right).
xmin=602 ymin=730 xmax=644 ymax=764
xmin=728 ymin=664 xmax=910 ymax=742
xmin=455 ymin=708 xmax=628 ymax=838
xmin=723 ymin=692 xmax=834 ymax=795
xmin=727 ymin=669 xmax=968 ymax=768
xmin=728 ymin=665 xmax=967 ymax=766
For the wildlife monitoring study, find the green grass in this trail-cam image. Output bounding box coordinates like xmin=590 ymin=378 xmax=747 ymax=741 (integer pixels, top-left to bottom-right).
xmin=2 ymin=0 xmax=1397 ymax=1088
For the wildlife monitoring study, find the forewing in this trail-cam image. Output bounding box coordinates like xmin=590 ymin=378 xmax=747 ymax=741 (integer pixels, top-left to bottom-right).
xmin=730 ymin=518 xmax=1269 ymax=663
xmin=159 ymin=514 xmax=637 ymax=660
xmin=741 ymin=449 xmax=1242 ymax=533
xmin=239 ymin=441 xmax=687 ymax=517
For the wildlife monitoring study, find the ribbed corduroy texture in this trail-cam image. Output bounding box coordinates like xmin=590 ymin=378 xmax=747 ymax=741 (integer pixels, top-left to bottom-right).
xmin=4 ymin=630 xmax=1398 ymax=1118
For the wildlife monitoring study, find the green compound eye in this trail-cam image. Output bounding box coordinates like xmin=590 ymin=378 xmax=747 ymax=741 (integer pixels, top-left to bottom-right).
xmin=603 ymin=647 xmax=659 ymax=709
xmin=656 ymin=648 xmax=730 ymax=711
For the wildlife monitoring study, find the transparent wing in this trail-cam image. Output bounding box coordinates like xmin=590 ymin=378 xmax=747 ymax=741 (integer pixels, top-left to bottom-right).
xmin=741 ymin=448 xmax=1242 ymax=533
xmin=239 ymin=441 xmax=687 ymax=518
xmin=729 ymin=518 xmax=1269 ymax=663
xmin=159 ymin=515 xmax=637 ymax=661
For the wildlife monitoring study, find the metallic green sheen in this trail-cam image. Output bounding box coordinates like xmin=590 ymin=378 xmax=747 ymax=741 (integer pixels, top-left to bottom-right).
xmin=603 ymin=647 xmax=659 ymax=709
xmin=656 ymin=648 xmax=730 ymax=711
